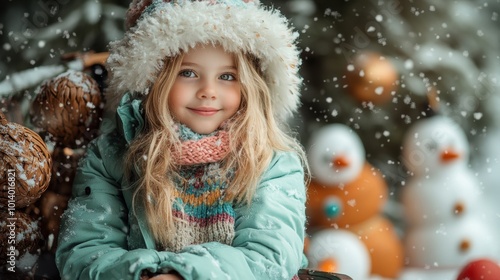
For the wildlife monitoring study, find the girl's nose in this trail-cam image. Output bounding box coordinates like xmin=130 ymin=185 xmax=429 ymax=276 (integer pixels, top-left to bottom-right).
xmin=197 ymin=80 xmax=217 ymax=99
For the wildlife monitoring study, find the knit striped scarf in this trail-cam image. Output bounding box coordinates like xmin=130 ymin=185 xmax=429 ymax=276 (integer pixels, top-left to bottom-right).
xmin=173 ymin=123 xmax=230 ymax=165
xmin=165 ymin=123 xmax=235 ymax=253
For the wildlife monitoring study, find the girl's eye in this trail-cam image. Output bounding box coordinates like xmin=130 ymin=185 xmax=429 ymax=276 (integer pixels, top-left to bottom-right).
xmin=179 ymin=70 xmax=196 ymax=78
xmin=220 ymin=73 xmax=236 ymax=81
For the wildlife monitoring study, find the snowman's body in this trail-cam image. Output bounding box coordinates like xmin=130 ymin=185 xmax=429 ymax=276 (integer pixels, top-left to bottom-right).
xmin=402 ymin=167 xmax=480 ymax=227
xmin=404 ymin=214 xmax=496 ymax=267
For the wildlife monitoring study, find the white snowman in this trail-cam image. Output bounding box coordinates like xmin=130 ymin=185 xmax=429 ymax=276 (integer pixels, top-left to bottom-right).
xmin=307 ymin=229 xmax=371 ymax=280
xmin=401 ymin=115 xmax=498 ymax=270
xmin=306 ymin=124 xmax=405 ymax=279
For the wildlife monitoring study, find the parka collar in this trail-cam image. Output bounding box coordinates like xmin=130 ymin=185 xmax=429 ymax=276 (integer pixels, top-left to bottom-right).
xmin=115 ymin=92 xmax=145 ymax=144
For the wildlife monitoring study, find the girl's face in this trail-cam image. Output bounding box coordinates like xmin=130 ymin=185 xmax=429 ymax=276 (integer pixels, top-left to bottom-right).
xmin=168 ymin=44 xmax=242 ymax=134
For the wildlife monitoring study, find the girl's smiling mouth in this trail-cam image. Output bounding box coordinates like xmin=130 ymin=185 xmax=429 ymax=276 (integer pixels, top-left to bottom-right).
xmin=189 ymin=107 xmax=220 ymax=116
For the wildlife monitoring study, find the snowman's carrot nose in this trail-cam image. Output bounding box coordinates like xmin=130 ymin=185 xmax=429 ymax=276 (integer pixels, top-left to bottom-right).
xmin=318 ymin=257 xmax=337 ymax=273
xmin=441 ymin=149 xmax=460 ymax=162
xmin=333 ymin=155 xmax=350 ymax=168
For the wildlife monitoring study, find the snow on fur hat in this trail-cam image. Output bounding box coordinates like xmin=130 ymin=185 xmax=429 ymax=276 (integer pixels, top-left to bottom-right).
xmin=107 ymin=0 xmax=302 ymax=121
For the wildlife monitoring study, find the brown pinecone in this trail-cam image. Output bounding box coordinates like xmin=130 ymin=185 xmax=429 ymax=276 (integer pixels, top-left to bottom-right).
xmin=0 ymin=112 xmax=52 ymax=209
xmin=30 ymin=69 xmax=103 ymax=148
xmin=0 ymin=211 xmax=43 ymax=274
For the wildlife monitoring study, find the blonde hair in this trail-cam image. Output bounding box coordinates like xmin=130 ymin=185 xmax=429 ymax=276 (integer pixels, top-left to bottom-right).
xmin=124 ymin=49 xmax=309 ymax=248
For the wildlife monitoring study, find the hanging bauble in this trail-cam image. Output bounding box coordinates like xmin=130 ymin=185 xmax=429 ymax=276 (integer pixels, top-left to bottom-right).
xmin=345 ymin=52 xmax=398 ymax=105
xmin=0 ymin=112 xmax=52 ymax=209
xmin=30 ymin=70 xmax=103 ymax=148
xmin=0 ymin=211 xmax=43 ymax=274
xmin=456 ymin=258 xmax=500 ymax=280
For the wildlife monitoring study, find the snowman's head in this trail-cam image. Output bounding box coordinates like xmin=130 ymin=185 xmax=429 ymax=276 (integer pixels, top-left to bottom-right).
xmin=306 ymin=229 xmax=371 ymax=280
xmin=307 ymin=124 xmax=365 ymax=185
xmin=402 ymin=115 xmax=469 ymax=176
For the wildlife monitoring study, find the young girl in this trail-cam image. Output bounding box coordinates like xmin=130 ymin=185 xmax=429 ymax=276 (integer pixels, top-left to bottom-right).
xmin=56 ymin=0 xmax=308 ymax=279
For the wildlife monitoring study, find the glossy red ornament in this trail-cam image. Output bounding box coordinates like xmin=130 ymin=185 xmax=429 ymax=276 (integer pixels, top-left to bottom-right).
xmin=456 ymin=258 xmax=500 ymax=280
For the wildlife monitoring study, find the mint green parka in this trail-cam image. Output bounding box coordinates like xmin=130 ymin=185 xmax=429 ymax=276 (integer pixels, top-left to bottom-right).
xmin=55 ymin=95 xmax=308 ymax=280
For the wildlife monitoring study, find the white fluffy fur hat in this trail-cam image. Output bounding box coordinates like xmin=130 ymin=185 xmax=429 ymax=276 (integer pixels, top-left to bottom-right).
xmin=107 ymin=0 xmax=302 ymax=121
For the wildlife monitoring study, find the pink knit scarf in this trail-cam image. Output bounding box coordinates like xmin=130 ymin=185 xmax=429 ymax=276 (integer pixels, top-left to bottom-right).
xmin=173 ymin=130 xmax=230 ymax=165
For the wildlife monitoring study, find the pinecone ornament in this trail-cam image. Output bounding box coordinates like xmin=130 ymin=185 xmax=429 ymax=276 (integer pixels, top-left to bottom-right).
xmin=30 ymin=70 xmax=103 ymax=148
xmin=0 ymin=211 xmax=43 ymax=274
xmin=0 ymin=112 xmax=52 ymax=209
